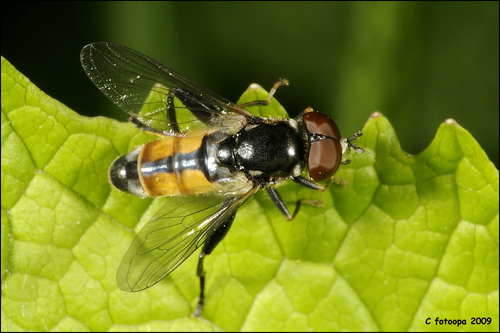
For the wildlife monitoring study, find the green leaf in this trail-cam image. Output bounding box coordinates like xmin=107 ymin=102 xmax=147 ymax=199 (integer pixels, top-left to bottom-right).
xmin=2 ymin=56 xmax=498 ymax=332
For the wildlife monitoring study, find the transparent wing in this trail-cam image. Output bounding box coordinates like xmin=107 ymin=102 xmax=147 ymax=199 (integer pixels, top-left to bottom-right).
xmin=80 ymin=42 xmax=251 ymax=134
xmin=116 ymin=187 xmax=258 ymax=292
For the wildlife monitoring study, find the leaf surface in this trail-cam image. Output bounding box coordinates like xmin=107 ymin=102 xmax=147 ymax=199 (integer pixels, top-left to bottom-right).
xmin=1 ymin=57 xmax=498 ymax=331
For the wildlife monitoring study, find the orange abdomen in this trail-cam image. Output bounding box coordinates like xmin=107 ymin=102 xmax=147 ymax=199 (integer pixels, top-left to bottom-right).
xmin=138 ymin=132 xmax=216 ymax=196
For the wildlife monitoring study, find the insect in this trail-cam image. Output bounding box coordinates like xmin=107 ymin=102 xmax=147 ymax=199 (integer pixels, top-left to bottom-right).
xmin=80 ymin=42 xmax=364 ymax=315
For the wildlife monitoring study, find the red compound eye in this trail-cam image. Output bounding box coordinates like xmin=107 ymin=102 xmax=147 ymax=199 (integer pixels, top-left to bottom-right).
xmin=303 ymin=112 xmax=342 ymax=181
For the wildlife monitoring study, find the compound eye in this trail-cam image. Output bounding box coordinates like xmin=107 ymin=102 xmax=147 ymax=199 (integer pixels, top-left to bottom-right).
xmin=303 ymin=112 xmax=342 ymax=181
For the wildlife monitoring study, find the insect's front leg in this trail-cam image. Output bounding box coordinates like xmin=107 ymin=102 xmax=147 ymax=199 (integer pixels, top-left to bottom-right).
xmin=195 ymin=210 xmax=237 ymax=317
xmin=294 ymin=174 xmax=347 ymax=190
xmin=292 ymin=175 xmax=325 ymax=191
xmin=238 ymin=78 xmax=289 ymax=108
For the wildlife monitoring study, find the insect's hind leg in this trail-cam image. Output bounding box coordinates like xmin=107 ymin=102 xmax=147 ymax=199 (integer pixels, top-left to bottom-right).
xmin=194 ymin=211 xmax=237 ymax=317
xmin=195 ymin=253 xmax=208 ymax=317
xmin=238 ymin=78 xmax=289 ymax=108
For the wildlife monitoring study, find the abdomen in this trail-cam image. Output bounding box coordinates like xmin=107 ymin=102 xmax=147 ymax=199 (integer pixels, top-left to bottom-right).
xmin=138 ymin=132 xmax=216 ymax=196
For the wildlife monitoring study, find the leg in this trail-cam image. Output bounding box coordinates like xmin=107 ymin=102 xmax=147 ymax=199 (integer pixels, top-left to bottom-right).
xmin=166 ymin=91 xmax=181 ymax=133
xmin=194 ymin=210 xmax=237 ymax=316
xmin=129 ymin=91 xmax=183 ymax=135
xmin=294 ymin=175 xmax=343 ymax=190
xmin=267 ymin=187 xmax=322 ymax=221
xmin=171 ymin=87 xmax=218 ymax=126
xmin=238 ymin=78 xmax=289 ymax=108
xmin=292 ymin=175 xmax=325 ymax=191
xmin=128 ymin=116 xmax=174 ymax=136
xmin=267 ymin=187 xmax=298 ymax=221
xmin=136 ymin=86 xmax=223 ymax=137
xmin=267 ymin=176 xmax=328 ymax=221
xmin=195 ymin=252 xmax=207 ymax=317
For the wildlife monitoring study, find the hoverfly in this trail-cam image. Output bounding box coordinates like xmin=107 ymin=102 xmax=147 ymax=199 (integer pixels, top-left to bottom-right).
xmin=80 ymin=42 xmax=364 ymax=316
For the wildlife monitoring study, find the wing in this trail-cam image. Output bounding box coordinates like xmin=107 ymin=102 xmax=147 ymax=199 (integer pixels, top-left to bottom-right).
xmin=116 ymin=187 xmax=258 ymax=292
xmin=80 ymin=42 xmax=251 ymax=134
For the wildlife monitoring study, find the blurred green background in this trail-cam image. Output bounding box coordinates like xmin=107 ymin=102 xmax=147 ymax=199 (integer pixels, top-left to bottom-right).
xmin=2 ymin=2 xmax=498 ymax=167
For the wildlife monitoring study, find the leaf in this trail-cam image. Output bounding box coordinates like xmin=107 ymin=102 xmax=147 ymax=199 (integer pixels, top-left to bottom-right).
xmin=2 ymin=56 xmax=498 ymax=332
